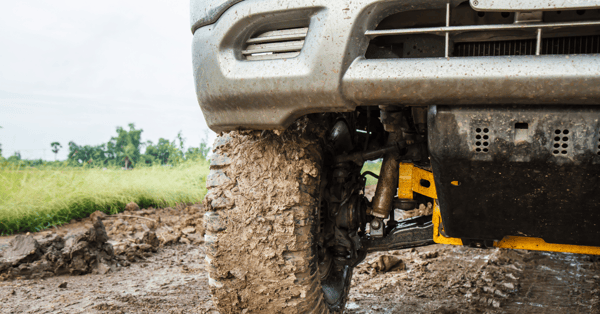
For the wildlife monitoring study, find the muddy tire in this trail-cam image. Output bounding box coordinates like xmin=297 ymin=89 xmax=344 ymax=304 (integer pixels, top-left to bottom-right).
xmin=204 ymin=126 xmax=353 ymax=313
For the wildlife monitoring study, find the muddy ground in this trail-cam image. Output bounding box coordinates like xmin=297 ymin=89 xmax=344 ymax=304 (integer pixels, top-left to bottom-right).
xmin=1 ymin=199 xmax=600 ymax=313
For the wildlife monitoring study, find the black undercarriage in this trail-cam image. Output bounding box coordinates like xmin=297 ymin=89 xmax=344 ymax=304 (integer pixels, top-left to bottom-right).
xmin=430 ymin=105 xmax=600 ymax=247
xmin=319 ymin=105 xmax=600 ymax=271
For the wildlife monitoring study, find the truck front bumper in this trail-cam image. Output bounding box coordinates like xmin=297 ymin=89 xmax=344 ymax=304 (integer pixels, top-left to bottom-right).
xmin=191 ymin=0 xmax=600 ymax=132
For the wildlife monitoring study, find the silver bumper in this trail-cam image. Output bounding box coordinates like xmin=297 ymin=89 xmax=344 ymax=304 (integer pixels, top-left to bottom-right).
xmin=343 ymin=55 xmax=600 ymax=105
xmin=191 ymin=0 xmax=600 ymax=132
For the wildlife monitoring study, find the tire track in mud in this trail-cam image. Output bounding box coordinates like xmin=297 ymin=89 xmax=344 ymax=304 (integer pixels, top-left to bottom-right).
xmin=346 ymin=245 xmax=600 ymax=313
xmin=1 ymin=206 xmax=599 ymax=313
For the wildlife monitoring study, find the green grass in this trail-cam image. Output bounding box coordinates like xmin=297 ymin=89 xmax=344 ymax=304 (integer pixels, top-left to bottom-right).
xmin=0 ymin=161 xmax=209 ymax=235
xmin=361 ymin=160 xmax=382 ymax=186
xmin=0 ymin=159 xmax=379 ymax=236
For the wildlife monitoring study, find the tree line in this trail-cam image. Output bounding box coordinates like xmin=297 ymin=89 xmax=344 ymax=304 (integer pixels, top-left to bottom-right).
xmin=0 ymin=124 xmax=211 ymax=168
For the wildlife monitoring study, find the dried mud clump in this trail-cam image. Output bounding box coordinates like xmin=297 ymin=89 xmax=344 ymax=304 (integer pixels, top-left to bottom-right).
xmin=125 ymin=202 xmax=140 ymax=212
xmin=398 ymin=202 xmax=433 ymax=220
xmin=352 ymin=246 xmax=524 ymax=310
xmin=0 ymin=218 xmax=117 ymax=280
xmin=104 ymin=204 xmax=205 ymax=248
xmin=364 ymin=255 xmax=406 ymax=273
xmin=458 ymin=249 xmax=523 ymax=308
xmin=112 ymin=231 xmax=162 ymax=264
xmin=0 ymin=203 xmax=206 ymax=281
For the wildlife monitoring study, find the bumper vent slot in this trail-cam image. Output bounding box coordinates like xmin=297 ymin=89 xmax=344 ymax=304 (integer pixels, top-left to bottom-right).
xmin=455 ymin=35 xmax=600 ymax=57
xmin=243 ymin=27 xmax=308 ymax=61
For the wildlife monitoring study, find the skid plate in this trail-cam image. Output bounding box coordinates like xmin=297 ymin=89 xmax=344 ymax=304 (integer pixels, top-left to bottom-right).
xmin=428 ymin=106 xmax=600 ymax=247
xmin=398 ymin=162 xmax=600 ymax=255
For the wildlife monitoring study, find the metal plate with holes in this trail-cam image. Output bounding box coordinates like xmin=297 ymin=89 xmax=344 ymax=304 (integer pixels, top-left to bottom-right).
xmin=428 ymin=105 xmax=600 ymax=247
xmin=470 ymin=0 xmax=600 ymax=11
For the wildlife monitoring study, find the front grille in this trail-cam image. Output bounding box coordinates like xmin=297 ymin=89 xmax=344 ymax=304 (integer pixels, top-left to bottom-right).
xmin=242 ymin=27 xmax=308 ymax=61
xmin=365 ymin=1 xmax=600 ymax=59
xmin=455 ymin=35 xmax=600 ymax=57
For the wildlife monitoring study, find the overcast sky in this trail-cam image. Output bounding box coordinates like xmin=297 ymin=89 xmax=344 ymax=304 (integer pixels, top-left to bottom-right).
xmin=0 ymin=1 xmax=215 ymax=161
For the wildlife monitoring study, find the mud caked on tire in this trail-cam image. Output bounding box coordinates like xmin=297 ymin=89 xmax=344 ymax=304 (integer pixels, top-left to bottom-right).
xmin=204 ymin=123 xmax=353 ymax=313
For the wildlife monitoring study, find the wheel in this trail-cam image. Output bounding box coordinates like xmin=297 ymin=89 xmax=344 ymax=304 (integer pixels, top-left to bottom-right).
xmin=203 ymin=122 xmax=354 ymax=313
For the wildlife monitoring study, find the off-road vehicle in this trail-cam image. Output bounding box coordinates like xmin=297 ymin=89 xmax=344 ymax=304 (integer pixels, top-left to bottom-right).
xmin=190 ymin=0 xmax=600 ymax=312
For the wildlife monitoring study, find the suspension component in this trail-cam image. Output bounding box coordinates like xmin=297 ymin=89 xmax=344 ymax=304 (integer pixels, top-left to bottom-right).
xmin=334 ymin=141 xmax=405 ymax=165
xmin=370 ymin=154 xmax=399 ymax=218
xmin=370 ymin=217 xmax=385 ymax=237
xmin=370 ymin=128 xmax=403 ymax=219
xmin=322 ymin=108 xmax=433 ymax=263
xmin=365 ymin=215 xmax=434 ymax=252
xmin=323 ymin=118 xmax=368 ymax=266
xmin=329 ymin=119 xmax=354 ymax=154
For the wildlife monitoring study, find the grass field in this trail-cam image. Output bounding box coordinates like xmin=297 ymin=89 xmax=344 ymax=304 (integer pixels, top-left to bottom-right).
xmin=361 ymin=160 xmax=382 ymax=186
xmin=0 ymin=159 xmax=381 ymax=236
xmin=0 ymin=161 xmax=209 ymax=235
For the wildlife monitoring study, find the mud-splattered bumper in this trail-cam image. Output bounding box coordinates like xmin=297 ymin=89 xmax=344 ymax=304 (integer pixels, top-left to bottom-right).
xmin=191 ymin=0 xmax=600 ymax=132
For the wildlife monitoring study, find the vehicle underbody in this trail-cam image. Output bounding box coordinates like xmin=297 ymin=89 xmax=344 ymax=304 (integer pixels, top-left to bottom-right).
xmin=312 ymin=104 xmax=600 ymax=284
xmin=192 ymin=0 xmax=600 ymax=312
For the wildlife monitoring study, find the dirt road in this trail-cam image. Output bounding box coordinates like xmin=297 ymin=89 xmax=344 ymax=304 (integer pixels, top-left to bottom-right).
xmin=1 ymin=203 xmax=599 ymax=313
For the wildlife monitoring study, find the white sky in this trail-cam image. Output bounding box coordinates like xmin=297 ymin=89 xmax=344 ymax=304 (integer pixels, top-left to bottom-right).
xmin=0 ymin=1 xmax=216 ymax=161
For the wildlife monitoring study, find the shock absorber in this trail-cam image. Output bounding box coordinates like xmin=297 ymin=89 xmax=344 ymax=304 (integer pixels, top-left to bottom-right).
xmin=369 ymin=108 xmax=406 ymax=235
xmin=370 ymin=131 xmax=402 ymax=219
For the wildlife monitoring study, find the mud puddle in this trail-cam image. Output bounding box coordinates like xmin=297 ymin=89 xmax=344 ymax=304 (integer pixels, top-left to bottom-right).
xmin=0 ymin=244 xmax=213 ymax=314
